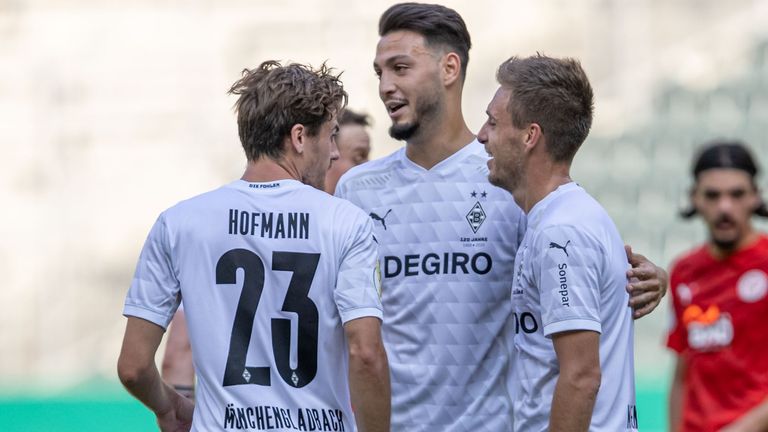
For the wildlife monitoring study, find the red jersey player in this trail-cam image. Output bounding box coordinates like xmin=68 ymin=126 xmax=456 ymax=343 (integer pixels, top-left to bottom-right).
xmin=667 ymin=141 xmax=768 ymax=432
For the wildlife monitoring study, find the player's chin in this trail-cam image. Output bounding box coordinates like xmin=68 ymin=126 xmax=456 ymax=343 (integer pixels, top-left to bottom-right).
xmin=712 ymin=231 xmax=740 ymax=249
xmin=487 ymin=172 xmax=502 ymax=188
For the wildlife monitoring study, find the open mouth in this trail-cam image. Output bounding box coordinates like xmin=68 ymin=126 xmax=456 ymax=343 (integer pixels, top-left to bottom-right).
xmin=386 ymin=100 xmax=407 ymax=116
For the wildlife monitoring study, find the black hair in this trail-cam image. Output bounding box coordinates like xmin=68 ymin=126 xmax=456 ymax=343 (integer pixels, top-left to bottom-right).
xmin=681 ymin=140 xmax=768 ymax=218
xmin=379 ymin=3 xmax=472 ymax=81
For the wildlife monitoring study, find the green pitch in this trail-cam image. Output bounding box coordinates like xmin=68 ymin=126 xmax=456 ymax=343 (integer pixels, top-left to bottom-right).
xmin=0 ymin=377 xmax=668 ymax=431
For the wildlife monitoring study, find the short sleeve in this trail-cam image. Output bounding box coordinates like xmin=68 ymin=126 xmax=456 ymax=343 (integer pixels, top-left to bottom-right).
xmin=534 ymin=225 xmax=603 ymax=337
xmin=334 ymin=210 xmax=383 ymax=323
xmin=123 ymin=213 xmax=181 ymax=329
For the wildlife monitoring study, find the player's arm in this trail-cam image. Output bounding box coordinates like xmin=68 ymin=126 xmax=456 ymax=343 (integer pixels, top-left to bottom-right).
xmin=720 ymin=397 xmax=768 ymax=432
xmin=118 ymin=316 xmax=194 ymax=432
xmin=161 ymin=309 xmax=195 ymax=400
xmin=549 ymin=330 xmax=601 ymax=432
xmin=625 ymin=245 xmax=669 ymax=318
xmin=668 ymin=356 xmax=686 ymax=432
xmin=344 ymin=316 xmax=390 ymax=432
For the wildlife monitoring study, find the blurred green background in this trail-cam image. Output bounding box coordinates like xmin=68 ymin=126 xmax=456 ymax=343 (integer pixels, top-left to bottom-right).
xmin=0 ymin=375 xmax=669 ymax=431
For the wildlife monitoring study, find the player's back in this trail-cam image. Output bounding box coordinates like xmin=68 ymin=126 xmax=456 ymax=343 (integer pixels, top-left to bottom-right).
xmin=161 ymin=179 xmax=380 ymax=431
xmin=336 ymin=141 xmax=525 ymax=431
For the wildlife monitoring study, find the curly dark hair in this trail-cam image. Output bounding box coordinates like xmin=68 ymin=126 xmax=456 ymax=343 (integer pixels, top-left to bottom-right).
xmin=228 ymin=60 xmax=348 ymax=161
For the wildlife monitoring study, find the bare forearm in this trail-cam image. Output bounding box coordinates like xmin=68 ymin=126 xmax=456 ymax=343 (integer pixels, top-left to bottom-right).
xmin=349 ymin=355 xmax=390 ymax=432
xmin=120 ymin=361 xmax=175 ymax=416
xmin=549 ymin=374 xmax=599 ymax=431
xmin=161 ymin=311 xmax=195 ymax=397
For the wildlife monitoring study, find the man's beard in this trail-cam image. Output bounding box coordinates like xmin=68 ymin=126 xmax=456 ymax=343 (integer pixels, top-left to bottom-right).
xmin=388 ymin=86 xmax=442 ymax=142
xmin=712 ymin=236 xmax=739 ymax=252
xmin=389 ymin=121 xmax=420 ymax=141
xmin=709 ymin=214 xmax=741 ymax=252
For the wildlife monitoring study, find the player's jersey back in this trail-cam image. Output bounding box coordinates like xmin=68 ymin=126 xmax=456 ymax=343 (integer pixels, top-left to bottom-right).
xmin=510 ymin=182 xmax=636 ymax=431
xmin=336 ymin=140 xmax=525 ymax=431
xmin=124 ymin=179 xmax=382 ymax=432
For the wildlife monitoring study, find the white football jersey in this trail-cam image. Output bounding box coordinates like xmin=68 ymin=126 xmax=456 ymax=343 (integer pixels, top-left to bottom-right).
xmin=510 ymin=182 xmax=637 ymax=431
xmin=336 ymin=140 xmax=525 ymax=431
xmin=124 ymin=179 xmax=383 ymax=432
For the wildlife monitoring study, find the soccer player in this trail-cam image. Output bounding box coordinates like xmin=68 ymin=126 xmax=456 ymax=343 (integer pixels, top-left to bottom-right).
xmin=325 ymin=109 xmax=372 ymax=194
xmin=117 ymin=61 xmax=390 ymax=432
xmin=478 ymin=54 xmax=637 ymax=431
xmin=161 ymin=108 xmax=375 ymax=398
xmin=667 ymin=141 xmax=768 ymax=432
xmin=335 ymin=3 xmax=665 ymax=430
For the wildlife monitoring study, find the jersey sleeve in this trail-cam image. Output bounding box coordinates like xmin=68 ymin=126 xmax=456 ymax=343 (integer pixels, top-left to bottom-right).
xmin=533 ymin=225 xmax=604 ymax=337
xmin=123 ymin=213 xmax=181 ymax=329
xmin=334 ymin=208 xmax=383 ymax=324
xmin=665 ymin=264 xmax=688 ymax=353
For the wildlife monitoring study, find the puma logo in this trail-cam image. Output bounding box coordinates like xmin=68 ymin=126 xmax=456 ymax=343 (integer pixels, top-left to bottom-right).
xmin=549 ymin=240 xmax=571 ymax=257
xmin=369 ymin=209 xmax=393 ymax=230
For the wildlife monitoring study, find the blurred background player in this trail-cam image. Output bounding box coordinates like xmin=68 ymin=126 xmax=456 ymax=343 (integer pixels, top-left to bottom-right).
xmin=117 ymin=60 xmax=390 ymax=432
xmin=336 ymin=3 xmax=666 ymax=430
xmin=479 ymin=54 xmax=637 ymax=431
xmin=325 ymin=109 xmax=372 ymax=194
xmin=160 ymin=107 xmax=374 ymax=397
xmin=667 ymin=141 xmax=768 ymax=432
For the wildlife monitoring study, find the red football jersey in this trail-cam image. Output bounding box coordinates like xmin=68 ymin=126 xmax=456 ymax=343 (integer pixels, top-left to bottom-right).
xmin=666 ymin=233 xmax=768 ymax=431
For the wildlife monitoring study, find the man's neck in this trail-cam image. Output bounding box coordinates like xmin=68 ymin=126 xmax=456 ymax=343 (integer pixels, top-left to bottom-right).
xmin=241 ymin=157 xmax=298 ymax=183
xmin=519 ymin=163 xmax=572 ymax=214
xmin=404 ymin=108 xmax=474 ymax=170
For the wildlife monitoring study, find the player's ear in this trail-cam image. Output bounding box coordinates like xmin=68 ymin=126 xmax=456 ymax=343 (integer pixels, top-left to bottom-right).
xmin=289 ymin=123 xmax=306 ymax=154
xmin=441 ymin=52 xmax=461 ymax=87
xmin=523 ymin=123 xmax=543 ymax=153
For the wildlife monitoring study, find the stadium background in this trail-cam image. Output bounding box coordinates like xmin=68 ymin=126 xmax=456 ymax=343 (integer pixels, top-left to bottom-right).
xmin=1 ymin=0 xmax=767 ymax=430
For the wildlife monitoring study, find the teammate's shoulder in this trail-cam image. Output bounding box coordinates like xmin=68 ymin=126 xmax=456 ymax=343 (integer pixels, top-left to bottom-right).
xmin=336 ymin=148 xmax=404 ymax=192
xmin=162 ymin=183 xmax=231 ymax=215
xmin=463 ymin=139 xmax=491 ymax=161
xmin=541 ymin=184 xmax=604 ymax=222
xmin=340 ymin=148 xmax=403 ymax=178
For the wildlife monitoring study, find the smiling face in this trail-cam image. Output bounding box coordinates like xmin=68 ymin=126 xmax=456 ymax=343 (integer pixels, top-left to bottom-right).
xmin=693 ymin=168 xmax=759 ymax=252
xmin=374 ymin=30 xmax=445 ymax=141
xmin=477 ymin=87 xmax=527 ymax=195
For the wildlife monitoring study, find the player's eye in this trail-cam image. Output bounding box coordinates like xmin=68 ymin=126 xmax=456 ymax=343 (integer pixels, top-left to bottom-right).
xmin=730 ymin=189 xmax=747 ymax=199
xmin=703 ymin=190 xmax=720 ymax=200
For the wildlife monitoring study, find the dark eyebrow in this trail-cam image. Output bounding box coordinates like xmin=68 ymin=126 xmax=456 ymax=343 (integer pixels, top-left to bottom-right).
xmin=375 ymin=54 xmax=411 ymax=69
xmin=486 ymin=110 xmax=495 ymax=121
